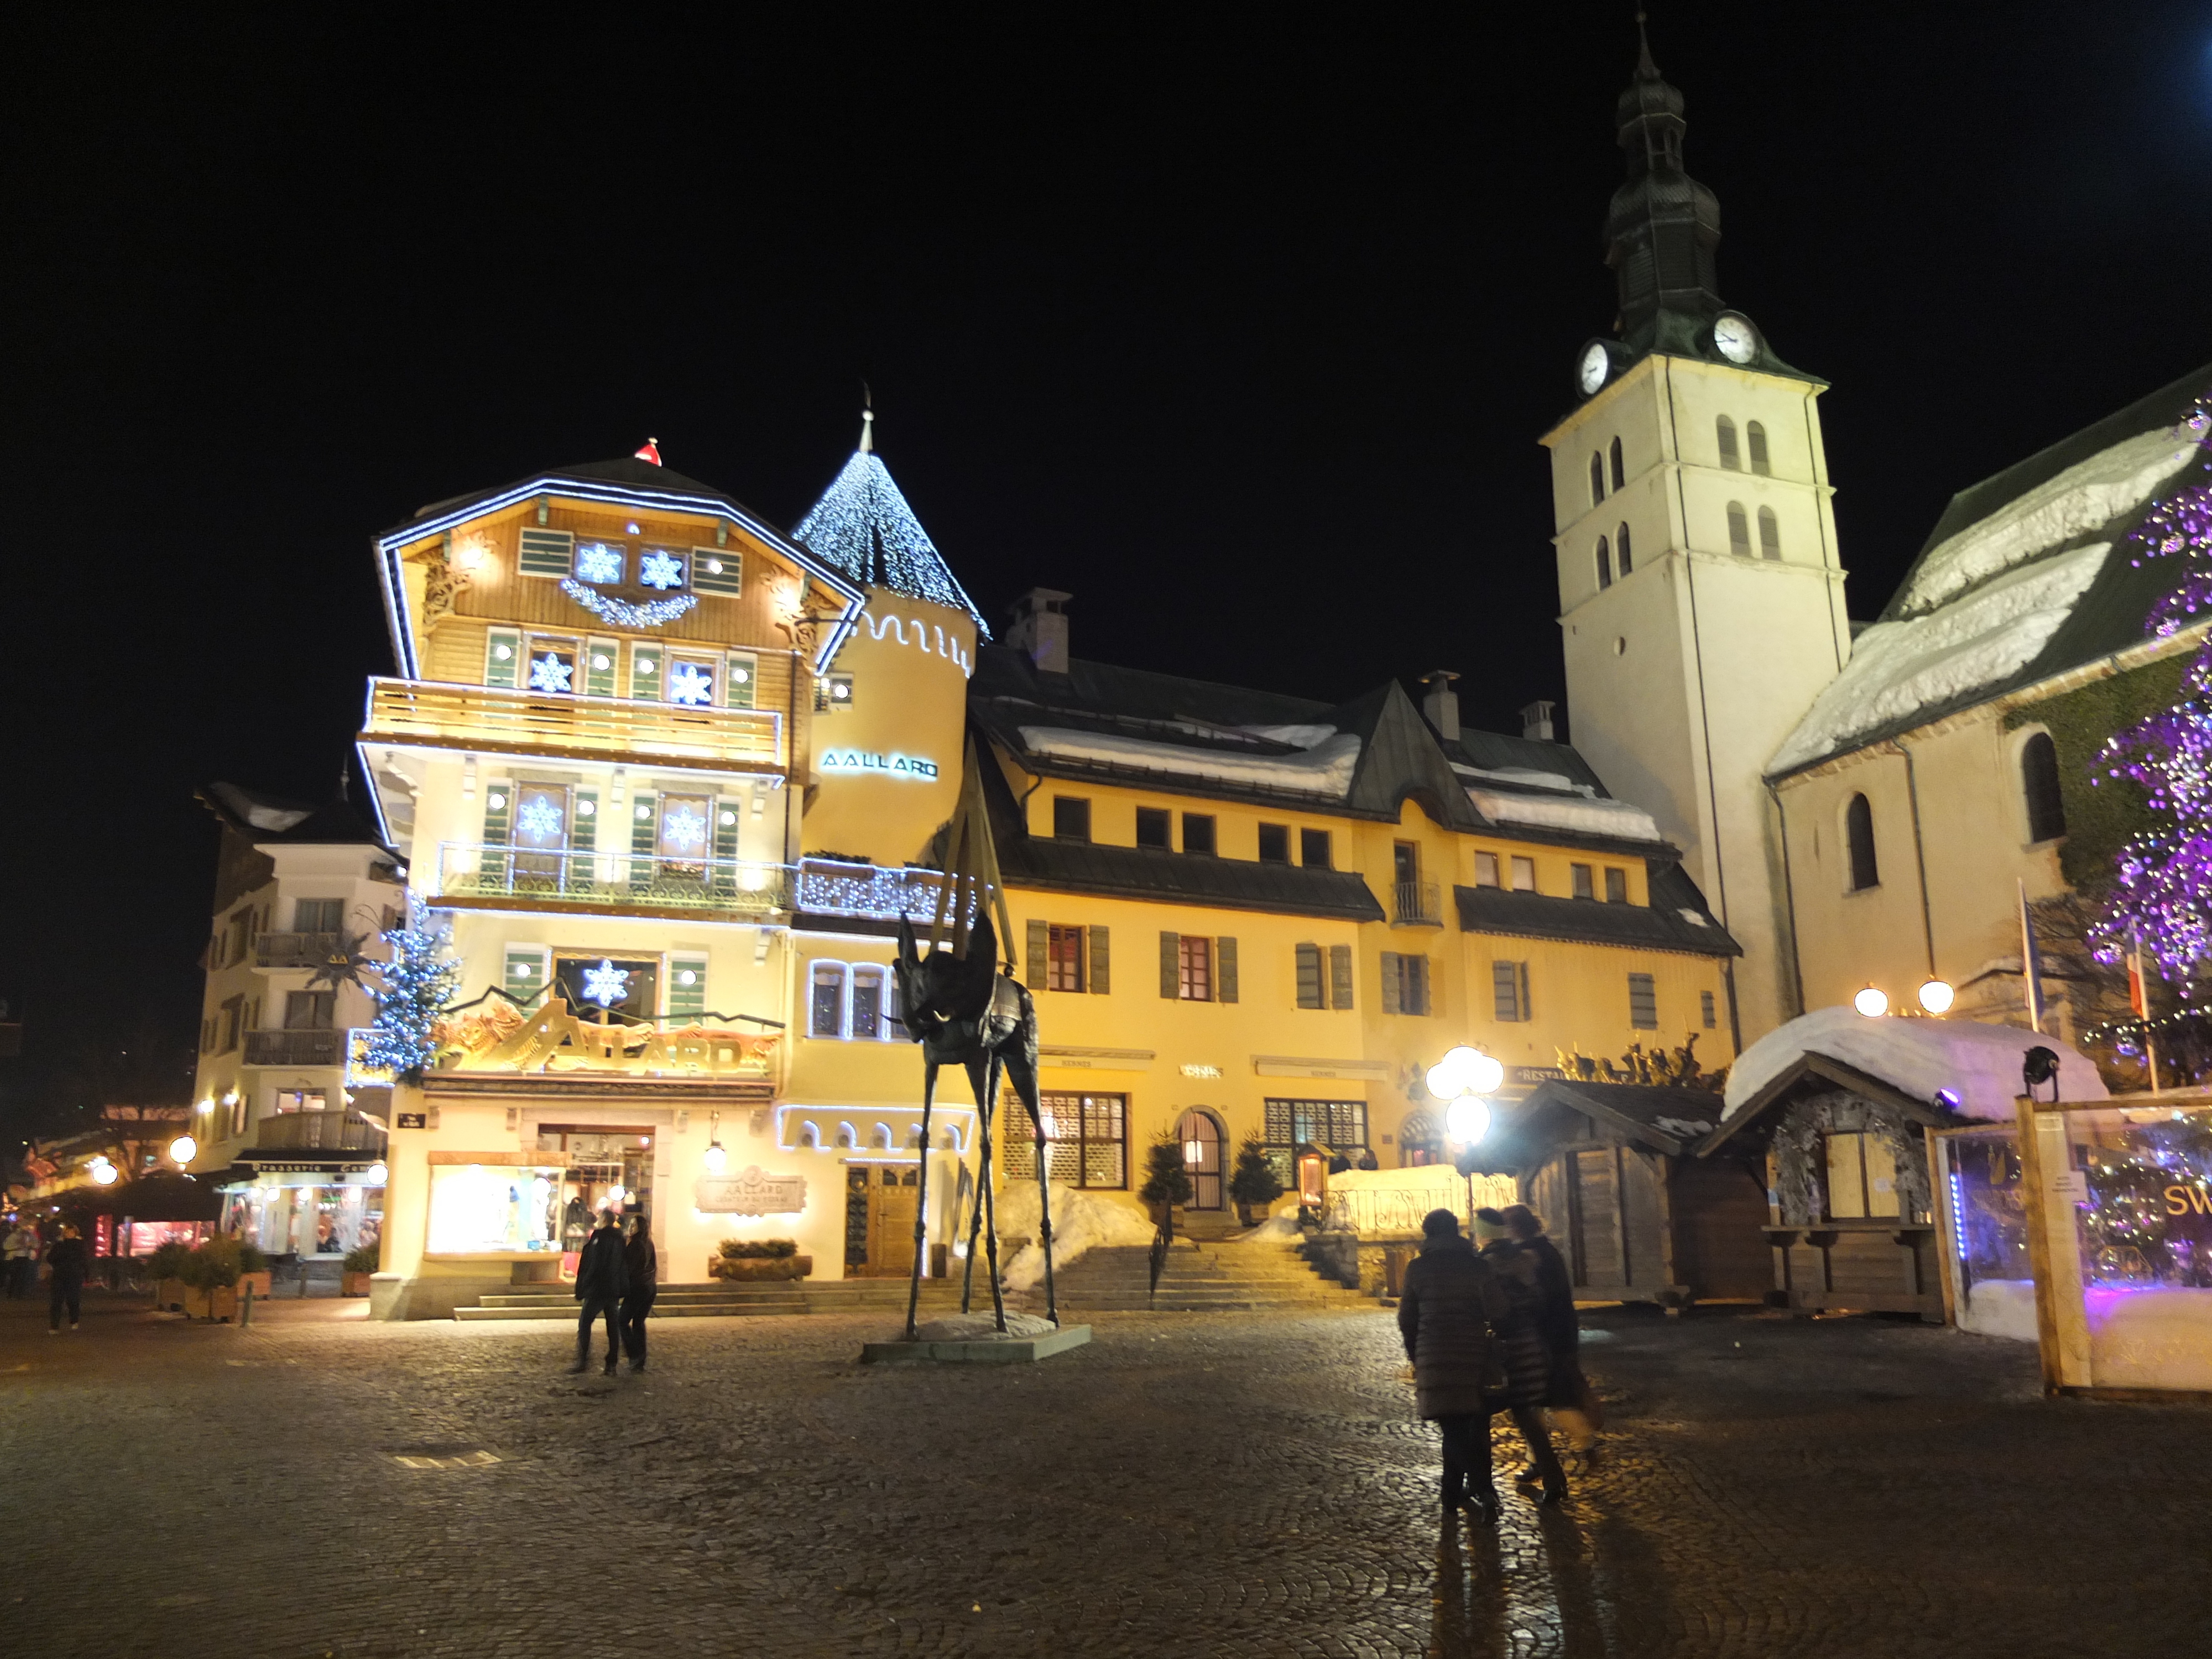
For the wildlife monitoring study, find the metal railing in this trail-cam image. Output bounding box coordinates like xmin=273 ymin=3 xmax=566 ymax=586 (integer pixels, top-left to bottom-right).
xmin=1392 ymin=880 xmax=1442 ymax=926
xmin=255 ymin=932 xmax=342 ymax=969
xmin=244 ymin=1029 xmax=343 ymax=1067
xmin=363 ymin=677 xmax=785 ymax=771
xmin=248 ymin=1112 xmax=387 ymax=1154
xmin=794 ymin=858 xmax=957 ymax=921
xmin=434 ymin=843 xmax=790 ymax=916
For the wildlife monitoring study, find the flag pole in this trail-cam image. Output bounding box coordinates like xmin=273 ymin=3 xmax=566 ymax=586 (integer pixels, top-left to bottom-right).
xmin=2131 ymin=928 xmax=2161 ymax=1095
xmin=2017 ymin=879 xmax=2044 ymax=1036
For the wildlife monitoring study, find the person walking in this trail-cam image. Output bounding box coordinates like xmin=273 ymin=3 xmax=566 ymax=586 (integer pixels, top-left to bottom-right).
xmin=1474 ymin=1208 xmax=1569 ymax=1505
xmin=1503 ymin=1201 xmax=1603 ymax=1473
xmin=1396 ymin=1208 xmax=1512 ymax=1519
xmin=46 ymin=1224 xmax=88 ymax=1334
xmin=619 ymin=1214 xmax=657 ymax=1373
xmin=570 ymin=1209 xmax=627 ymax=1375
xmin=3 ymin=1220 xmax=37 ymax=1300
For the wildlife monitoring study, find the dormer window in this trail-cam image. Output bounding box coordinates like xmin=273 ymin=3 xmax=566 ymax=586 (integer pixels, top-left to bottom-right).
xmin=1717 ymin=416 xmax=1741 ymax=471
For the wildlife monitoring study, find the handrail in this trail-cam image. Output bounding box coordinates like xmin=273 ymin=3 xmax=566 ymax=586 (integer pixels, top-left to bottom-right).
xmin=1147 ymin=1208 xmax=1175 ymax=1309
xmin=434 ymin=843 xmax=789 ymax=916
xmin=363 ymin=677 xmax=785 ymax=770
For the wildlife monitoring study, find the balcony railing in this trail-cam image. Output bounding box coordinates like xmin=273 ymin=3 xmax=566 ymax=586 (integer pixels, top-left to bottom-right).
xmin=244 ymin=1029 xmax=343 ymax=1067
xmin=248 ymin=1111 xmax=387 ymax=1155
xmin=794 ymin=858 xmax=955 ymax=921
xmin=363 ymin=677 xmax=785 ymax=773
xmin=434 ymin=843 xmax=790 ymax=917
xmin=1392 ymin=880 xmax=1443 ymax=926
xmin=256 ymin=932 xmax=342 ymax=970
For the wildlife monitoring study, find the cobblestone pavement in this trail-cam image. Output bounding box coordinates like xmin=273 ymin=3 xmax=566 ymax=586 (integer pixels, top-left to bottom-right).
xmin=3 ymin=1291 xmax=2209 ymax=1658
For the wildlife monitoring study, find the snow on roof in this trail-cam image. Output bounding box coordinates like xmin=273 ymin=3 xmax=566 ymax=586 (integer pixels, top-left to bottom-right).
xmin=1018 ymin=726 xmax=1361 ymax=796
xmin=1721 ymin=1006 xmax=2109 ymax=1123
xmin=1454 ymin=764 xmax=1584 ymax=792
xmin=1465 ymin=787 xmax=1662 ymax=843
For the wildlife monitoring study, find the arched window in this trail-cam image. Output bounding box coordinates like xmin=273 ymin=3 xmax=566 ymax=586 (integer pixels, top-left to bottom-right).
xmin=1616 ymin=521 xmax=1632 ymax=575
xmin=2022 ymin=732 xmax=2067 ymax=842
xmin=1747 ymin=420 xmax=1770 ymax=476
xmin=1845 ymin=794 xmax=1879 ymax=891
xmin=1758 ymin=505 xmax=1781 ymax=560
xmin=1596 ymin=536 xmax=1612 ymax=589
xmin=1717 ymin=415 xmax=1740 ymax=471
xmin=1609 ymin=436 xmax=1625 ymax=490
xmin=1726 ymin=501 xmax=1751 ymax=557
xmin=1589 ymin=452 xmax=1606 ymax=505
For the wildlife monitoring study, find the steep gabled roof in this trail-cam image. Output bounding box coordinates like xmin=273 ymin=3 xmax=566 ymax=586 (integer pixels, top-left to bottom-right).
xmin=198 ymin=782 xmax=389 ymax=849
xmin=791 ymin=448 xmax=987 ymax=632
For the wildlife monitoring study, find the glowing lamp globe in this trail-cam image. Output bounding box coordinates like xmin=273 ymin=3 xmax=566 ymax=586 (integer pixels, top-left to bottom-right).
xmin=363 ymin=1163 xmax=389 ymax=1186
xmin=168 ymin=1135 xmax=198 ymax=1166
xmin=1427 ymin=1045 xmax=1505 ymax=1102
xmin=702 ymin=1141 xmax=728 ymax=1176
xmin=88 ymin=1159 xmax=118 ymax=1186
xmin=1445 ymin=1096 xmax=1491 ymax=1144
xmin=1853 ymin=985 xmax=1890 ymax=1018
xmin=1917 ymin=978 xmax=1955 ymax=1015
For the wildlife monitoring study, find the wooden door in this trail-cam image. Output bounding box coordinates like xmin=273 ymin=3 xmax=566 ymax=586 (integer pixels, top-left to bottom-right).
xmin=867 ymin=1166 xmax=919 ymax=1278
xmin=1571 ymin=1147 xmax=1627 ymax=1289
xmin=1178 ymin=1110 xmax=1224 ymax=1210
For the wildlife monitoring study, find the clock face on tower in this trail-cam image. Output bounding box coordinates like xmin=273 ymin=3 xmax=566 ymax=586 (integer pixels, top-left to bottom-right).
xmin=1713 ymin=313 xmax=1758 ymax=365
xmin=1577 ymin=341 xmax=1611 ymax=396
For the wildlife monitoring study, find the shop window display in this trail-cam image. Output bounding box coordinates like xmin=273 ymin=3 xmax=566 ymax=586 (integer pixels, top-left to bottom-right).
xmin=426 ymin=1164 xmax=567 ymax=1255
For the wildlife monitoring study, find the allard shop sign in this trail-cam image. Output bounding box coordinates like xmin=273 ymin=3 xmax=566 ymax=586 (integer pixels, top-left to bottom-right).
xmin=696 ymin=1166 xmax=807 ymax=1216
xmin=818 ymin=749 xmax=939 ymax=780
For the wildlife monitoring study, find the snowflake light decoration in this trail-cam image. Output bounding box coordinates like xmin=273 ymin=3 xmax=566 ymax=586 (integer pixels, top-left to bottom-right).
xmin=560 ymin=578 xmax=698 ymax=629
xmin=515 ymin=795 xmax=564 ymax=841
xmin=639 ymin=549 xmax=686 ymax=591
xmin=661 ymin=805 xmax=707 ymax=853
xmin=574 ymin=542 xmax=625 ymax=585
xmin=581 ymin=959 xmax=630 ymax=1008
xmin=667 ymin=662 xmax=714 ymax=706
xmin=528 ymin=653 xmax=574 ymax=693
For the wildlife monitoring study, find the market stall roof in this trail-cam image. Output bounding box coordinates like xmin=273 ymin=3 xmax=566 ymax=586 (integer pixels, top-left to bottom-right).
xmin=1469 ymin=1081 xmax=1730 ymax=1173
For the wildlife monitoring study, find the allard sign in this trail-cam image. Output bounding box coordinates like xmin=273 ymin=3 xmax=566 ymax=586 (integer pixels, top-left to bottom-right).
xmin=818 ymin=749 xmax=939 ymax=780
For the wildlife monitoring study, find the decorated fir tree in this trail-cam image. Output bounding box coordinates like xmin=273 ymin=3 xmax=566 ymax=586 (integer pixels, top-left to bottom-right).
xmin=1137 ymin=1131 xmax=1194 ymax=1208
xmin=1227 ymin=1136 xmax=1285 ymax=1217
xmin=363 ymin=894 xmax=460 ymax=1084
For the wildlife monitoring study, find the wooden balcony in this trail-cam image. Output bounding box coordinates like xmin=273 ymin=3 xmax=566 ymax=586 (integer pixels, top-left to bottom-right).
xmin=362 ymin=677 xmax=785 ymax=774
xmin=256 ymin=932 xmax=341 ymax=969
xmin=244 ymin=1029 xmax=344 ymax=1067
xmin=432 ymin=843 xmax=790 ymax=921
xmin=247 ymin=1111 xmax=387 ymax=1155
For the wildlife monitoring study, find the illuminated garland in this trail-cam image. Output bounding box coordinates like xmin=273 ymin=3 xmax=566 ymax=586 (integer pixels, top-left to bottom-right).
xmin=560 ymin=577 xmax=698 ymax=629
xmin=791 ymin=450 xmax=987 ymax=631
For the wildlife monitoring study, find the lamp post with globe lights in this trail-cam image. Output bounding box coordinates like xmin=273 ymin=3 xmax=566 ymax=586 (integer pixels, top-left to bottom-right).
xmin=1425 ymin=1046 xmax=1505 ymax=1225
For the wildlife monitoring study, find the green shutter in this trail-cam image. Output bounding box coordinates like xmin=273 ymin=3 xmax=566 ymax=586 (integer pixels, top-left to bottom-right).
xmin=1519 ymin=963 xmax=1533 ymax=1024
xmin=518 ymin=528 xmax=573 ymax=577
xmin=724 ymin=651 xmax=757 ymax=709
xmin=629 ymin=791 xmax=657 ymax=885
xmin=1329 ymin=944 xmax=1353 ymax=1010
xmin=479 ymin=782 xmax=512 ymax=885
xmin=1295 ymin=943 xmax=1323 ymax=1009
xmin=1160 ymin=932 xmax=1180 ymax=998
xmin=1088 ymin=926 xmax=1110 ymax=995
xmin=567 ymin=789 xmax=598 ymax=895
xmin=668 ymin=954 xmax=708 ymax=1020
xmin=712 ymin=797 xmax=740 ymax=895
xmin=585 ymin=638 xmax=619 ymax=698
xmin=1027 ymin=920 xmax=1050 ymax=988
xmin=630 ymin=645 xmax=662 ymax=702
xmin=1380 ymin=951 xmax=1401 ymax=1016
xmin=695 ymin=547 xmax=742 ymax=597
xmin=484 ymin=628 xmax=521 ymax=688
xmin=503 ymin=946 xmax=549 ymax=1005
xmin=1216 ymin=937 xmax=1238 ymax=1004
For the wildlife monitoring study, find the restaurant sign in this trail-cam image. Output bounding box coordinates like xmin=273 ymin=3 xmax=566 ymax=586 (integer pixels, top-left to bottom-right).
xmin=695 ymin=1166 xmax=807 ymax=1216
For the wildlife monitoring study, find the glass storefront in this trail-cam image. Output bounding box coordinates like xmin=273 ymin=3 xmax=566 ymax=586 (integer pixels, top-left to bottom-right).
xmin=425 ymin=1163 xmax=567 ymax=1255
xmin=220 ymin=1179 xmax=385 ymax=1256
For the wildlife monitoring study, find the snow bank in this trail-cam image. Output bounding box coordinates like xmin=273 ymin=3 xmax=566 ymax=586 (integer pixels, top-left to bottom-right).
xmin=1241 ymin=722 xmax=1338 ymax=748
xmin=1720 ymin=1006 xmax=2109 ymax=1121
xmin=1455 ymin=764 xmax=1583 ymax=792
xmin=1465 ymin=787 xmax=1662 ymax=843
xmin=2086 ymin=1286 xmax=2212 ymax=1391
xmin=1960 ymin=1278 xmax=2039 ymax=1343
xmin=1242 ymin=1213 xmax=1305 ymax=1243
xmin=1019 ymin=726 xmax=1360 ymax=796
xmin=996 ymin=1182 xmax=1154 ymax=1293
xmin=1770 ymin=542 xmax=2109 ymax=771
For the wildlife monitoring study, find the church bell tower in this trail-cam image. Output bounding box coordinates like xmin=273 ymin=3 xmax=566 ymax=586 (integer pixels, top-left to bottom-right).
xmin=1541 ymin=22 xmax=1851 ymax=1044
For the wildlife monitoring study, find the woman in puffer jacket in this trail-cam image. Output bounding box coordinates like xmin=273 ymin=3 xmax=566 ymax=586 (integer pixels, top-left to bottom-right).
xmin=1474 ymin=1208 xmax=1568 ymax=1505
xmin=1396 ymin=1208 xmax=1512 ymax=1519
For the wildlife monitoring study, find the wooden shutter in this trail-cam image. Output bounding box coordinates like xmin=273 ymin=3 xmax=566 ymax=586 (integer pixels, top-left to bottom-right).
xmin=585 ymin=638 xmax=620 ymax=698
xmin=1216 ymin=937 xmax=1238 ymax=1003
xmin=1329 ymin=944 xmax=1353 ymax=1010
xmin=667 ymin=954 xmax=708 ymax=1021
xmin=518 ymin=527 xmax=573 ymax=577
xmin=629 ymin=791 xmax=657 ymax=883
xmin=1160 ymin=932 xmax=1181 ymax=998
xmin=712 ymin=798 xmax=740 ymax=895
xmin=1492 ymin=961 xmax=1520 ymax=1022
xmin=478 ymin=781 xmax=512 ymax=884
xmin=1518 ymin=963 xmax=1532 ymax=1023
xmin=1088 ymin=926 xmax=1111 ymax=994
xmin=1027 ymin=920 xmax=1051 ymax=988
xmin=630 ymin=644 xmax=663 ymax=701
xmin=694 ymin=545 xmax=742 ymax=596
xmin=1379 ymin=951 xmax=1401 ymax=1015
xmin=1295 ymin=943 xmax=1323 ymax=1009
xmin=724 ymin=651 xmax=758 ymax=709
xmin=503 ymin=945 xmax=550 ymax=1005
xmin=1628 ymin=972 xmax=1658 ymax=1029
xmin=484 ymin=628 xmax=521 ymax=688
xmin=570 ymin=790 xmax=598 ymax=854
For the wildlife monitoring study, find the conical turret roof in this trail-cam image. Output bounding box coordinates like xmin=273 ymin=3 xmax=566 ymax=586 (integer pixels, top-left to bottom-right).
xmin=791 ymin=434 xmax=987 ymax=634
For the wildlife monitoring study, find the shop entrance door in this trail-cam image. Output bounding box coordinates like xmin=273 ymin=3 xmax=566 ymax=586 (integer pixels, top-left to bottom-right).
xmin=1178 ymin=1110 xmax=1224 ymax=1210
xmin=844 ymin=1165 xmax=919 ymax=1277
xmin=540 ymin=1126 xmax=655 ymax=1279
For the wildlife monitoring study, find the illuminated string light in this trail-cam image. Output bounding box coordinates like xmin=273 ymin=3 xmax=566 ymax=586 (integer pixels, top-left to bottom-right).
xmin=559 ymin=577 xmax=698 ymax=628
xmin=791 ymin=448 xmax=987 ymax=630
xmin=364 ymin=894 xmax=461 ymax=1084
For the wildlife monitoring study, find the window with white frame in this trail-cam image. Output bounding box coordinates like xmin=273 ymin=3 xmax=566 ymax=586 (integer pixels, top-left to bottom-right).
xmin=807 ymin=960 xmax=904 ymax=1041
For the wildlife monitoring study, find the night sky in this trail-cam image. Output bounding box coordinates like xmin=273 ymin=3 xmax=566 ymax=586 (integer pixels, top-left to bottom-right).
xmin=9 ymin=6 xmax=2212 ymax=1141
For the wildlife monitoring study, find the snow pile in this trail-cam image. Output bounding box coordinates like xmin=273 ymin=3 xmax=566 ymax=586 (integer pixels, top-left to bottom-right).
xmin=1241 ymin=1213 xmax=1305 ymax=1243
xmin=1019 ymin=725 xmax=1360 ymax=796
xmin=914 ymin=1311 xmax=1057 ymax=1342
xmin=2086 ymin=1286 xmax=2212 ymax=1390
xmin=1959 ymin=1279 xmax=2039 ymax=1343
xmin=1720 ymin=1006 xmax=2109 ymax=1121
xmin=997 ymin=1182 xmax=1154 ymax=1293
xmin=1653 ymin=1114 xmax=1718 ymax=1140
xmin=1241 ymin=722 xmax=1338 ymax=748
xmin=1455 ymin=764 xmax=1584 ymax=793
xmin=1466 ymin=787 xmax=1662 ymax=843
xmin=1770 ymin=543 xmax=2110 ymax=771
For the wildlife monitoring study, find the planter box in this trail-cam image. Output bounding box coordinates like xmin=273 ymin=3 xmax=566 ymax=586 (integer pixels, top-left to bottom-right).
xmin=155 ymin=1278 xmax=188 ymax=1312
xmin=238 ymin=1272 xmax=273 ymax=1301
xmin=708 ymin=1255 xmax=812 ymax=1281
xmin=341 ymin=1271 xmax=373 ymax=1297
xmin=183 ymin=1284 xmax=239 ymax=1322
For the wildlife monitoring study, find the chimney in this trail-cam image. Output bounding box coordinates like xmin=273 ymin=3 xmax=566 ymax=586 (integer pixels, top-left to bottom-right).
xmin=1520 ymin=699 xmax=1557 ymax=742
xmin=1008 ymin=588 xmax=1072 ymax=676
xmin=1421 ymin=671 xmax=1460 ymax=742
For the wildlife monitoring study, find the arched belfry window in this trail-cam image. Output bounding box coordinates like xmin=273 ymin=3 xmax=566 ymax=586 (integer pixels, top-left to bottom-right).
xmin=1589 ymin=452 xmax=1606 ymax=506
xmin=1758 ymin=505 xmax=1781 ymax=560
xmin=1726 ymin=502 xmax=1751 ymax=557
xmin=1845 ymin=794 xmax=1879 ymax=892
xmin=1609 ymin=436 xmax=1625 ymax=491
xmin=1616 ymin=522 xmax=1632 ymax=575
xmin=1747 ymin=421 xmax=1770 ymax=476
xmin=2022 ymin=732 xmax=2067 ymax=842
xmin=1596 ymin=536 xmax=1612 ymax=589
xmin=1717 ymin=415 xmax=1741 ymax=471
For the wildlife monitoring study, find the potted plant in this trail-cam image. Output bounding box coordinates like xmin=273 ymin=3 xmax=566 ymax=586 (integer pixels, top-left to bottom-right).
xmin=708 ymin=1238 xmax=813 ymax=1281
xmin=236 ymin=1241 xmax=273 ymax=1302
xmin=1138 ymin=1132 xmax=1193 ymax=1228
xmin=179 ymin=1235 xmax=242 ymax=1322
xmin=1228 ymin=1136 xmax=1286 ymax=1227
xmin=147 ymin=1241 xmax=191 ymax=1311
xmin=341 ymin=1243 xmax=378 ymax=1296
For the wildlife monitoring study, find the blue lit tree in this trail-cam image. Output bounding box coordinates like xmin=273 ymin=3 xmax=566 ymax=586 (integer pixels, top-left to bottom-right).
xmin=364 ymin=895 xmax=460 ymax=1084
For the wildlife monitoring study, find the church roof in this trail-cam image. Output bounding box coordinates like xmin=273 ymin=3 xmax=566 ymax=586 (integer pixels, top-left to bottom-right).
xmin=791 ymin=446 xmax=987 ymax=632
xmin=1769 ymin=363 xmax=2211 ymax=776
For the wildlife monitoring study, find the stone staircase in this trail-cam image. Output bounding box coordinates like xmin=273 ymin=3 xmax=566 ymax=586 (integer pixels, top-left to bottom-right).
xmin=453 ymin=1279 xmax=967 ymax=1322
xmin=1018 ymin=1238 xmax=1373 ymax=1314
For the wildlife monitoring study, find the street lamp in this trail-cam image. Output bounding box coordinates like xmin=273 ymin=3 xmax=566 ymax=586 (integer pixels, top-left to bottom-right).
xmin=1426 ymin=1046 xmax=1503 ymax=1145
xmin=1853 ymin=985 xmax=1890 ymax=1018
xmin=362 ymin=1163 xmax=389 ymax=1187
xmin=168 ymin=1135 xmax=198 ymax=1167
xmin=1917 ymin=977 xmax=1955 ymax=1015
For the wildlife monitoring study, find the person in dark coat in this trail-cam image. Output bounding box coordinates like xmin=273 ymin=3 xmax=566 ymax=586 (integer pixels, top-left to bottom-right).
xmin=46 ymin=1224 xmax=88 ymax=1334
xmin=1504 ymin=1202 xmax=1600 ymax=1470
xmin=619 ymin=1214 xmax=658 ymax=1373
xmin=1474 ymin=1209 xmax=1568 ymax=1504
xmin=570 ymin=1209 xmax=628 ymax=1375
xmin=1396 ymin=1208 xmax=1511 ymax=1517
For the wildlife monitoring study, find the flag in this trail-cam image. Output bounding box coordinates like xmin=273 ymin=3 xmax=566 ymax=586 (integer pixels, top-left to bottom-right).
xmin=2018 ymin=878 xmax=2046 ymax=1035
